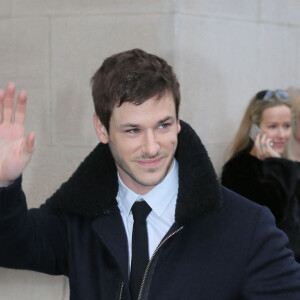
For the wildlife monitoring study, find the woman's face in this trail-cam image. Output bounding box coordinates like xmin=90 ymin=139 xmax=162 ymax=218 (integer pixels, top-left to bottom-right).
xmin=259 ymin=105 xmax=291 ymax=155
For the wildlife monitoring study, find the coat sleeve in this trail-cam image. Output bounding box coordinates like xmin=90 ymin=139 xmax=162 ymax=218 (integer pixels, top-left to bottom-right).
xmin=242 ymin=206 xmax=300 ymax=299
xmin=0 ymin=177 xmax=68 ymax=275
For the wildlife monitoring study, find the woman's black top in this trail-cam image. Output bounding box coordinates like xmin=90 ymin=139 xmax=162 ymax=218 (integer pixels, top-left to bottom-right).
xmin=221 ymin=149 xmax=300 ymax=262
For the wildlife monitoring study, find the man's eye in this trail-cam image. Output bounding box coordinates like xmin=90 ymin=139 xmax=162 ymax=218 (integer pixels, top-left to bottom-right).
xmin=159 ymin=123 xmax=170 ymax=129
xmin=127 ymin=128 xmax=139 ymax=134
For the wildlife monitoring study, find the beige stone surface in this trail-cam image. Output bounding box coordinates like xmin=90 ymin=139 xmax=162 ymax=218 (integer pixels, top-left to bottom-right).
xmin=0 ymin=17 xmax=51 ymax=145
xmin=12 ymin=0 xmax=175 ymax=15
xmin=205 ymin=142 xmax=229 ymax=178
xmin=178 ymin=17 xmax=258 ymax=142
xmin=0 ymin=1 xmax=11 ymax=15
xmin=261 ymin=0 xmax=300 ymax=25
xmin=51 ymin=15 xmax=174 ymax=145
xmin=0 ymin=268 xmax=68 ymax=300
xmin=178 ymin=0 xmax=259 ymax=20
xmin=23 ymin=145 xmax=94 ymax=207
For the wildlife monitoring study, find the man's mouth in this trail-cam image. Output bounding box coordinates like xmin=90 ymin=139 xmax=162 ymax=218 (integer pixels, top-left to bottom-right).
xmin=137 ymin=157 xmax=164 ymax=168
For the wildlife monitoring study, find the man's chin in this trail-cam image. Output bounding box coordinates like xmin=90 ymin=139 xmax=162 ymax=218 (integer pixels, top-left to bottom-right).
xmin=134 ymin=172 xmax=167 ymax=187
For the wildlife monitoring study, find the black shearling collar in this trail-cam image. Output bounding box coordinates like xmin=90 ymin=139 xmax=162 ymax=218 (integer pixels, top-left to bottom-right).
xmin=47 ymin=120 xmax=223 ymax=225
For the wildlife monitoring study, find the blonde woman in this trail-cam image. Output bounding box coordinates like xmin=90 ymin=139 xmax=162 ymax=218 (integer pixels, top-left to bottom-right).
xmin=221 ymin=89 xmax=300 ymax=262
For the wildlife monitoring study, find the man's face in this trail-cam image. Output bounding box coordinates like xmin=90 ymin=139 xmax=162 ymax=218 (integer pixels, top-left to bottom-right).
xmin=94 ymin=92 xmax=181 ymax=195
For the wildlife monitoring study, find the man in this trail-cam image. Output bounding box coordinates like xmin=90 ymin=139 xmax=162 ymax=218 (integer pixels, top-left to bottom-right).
xmin=0 ymin=49 xmax=300 ymax=300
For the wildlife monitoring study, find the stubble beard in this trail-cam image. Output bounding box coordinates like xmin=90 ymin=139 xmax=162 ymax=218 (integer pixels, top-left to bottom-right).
xmin=110 ymin=147 xmax=175 ymax=188
xmin=118 ymin=154 xmax=174 ymax=188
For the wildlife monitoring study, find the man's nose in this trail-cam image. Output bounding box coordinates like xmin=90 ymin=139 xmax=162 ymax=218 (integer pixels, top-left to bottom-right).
xmin=142 ymin=130 xmax=160 ymax=157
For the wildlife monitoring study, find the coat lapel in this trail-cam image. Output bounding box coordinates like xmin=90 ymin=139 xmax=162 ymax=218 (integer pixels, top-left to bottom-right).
xmin=92 ymin=202 xmax=129 ymax=282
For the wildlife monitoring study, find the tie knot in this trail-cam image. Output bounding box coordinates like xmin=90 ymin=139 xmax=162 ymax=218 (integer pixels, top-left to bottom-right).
xmin=131 ymin=201 xmax=152 ymax=221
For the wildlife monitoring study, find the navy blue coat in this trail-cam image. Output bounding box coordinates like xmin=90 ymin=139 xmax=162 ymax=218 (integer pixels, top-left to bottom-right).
xmin=1 ymin=121 xmax=300 ymax=299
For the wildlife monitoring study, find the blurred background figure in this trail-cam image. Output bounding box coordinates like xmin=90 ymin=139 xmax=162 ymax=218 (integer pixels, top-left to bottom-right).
xmin=287 ymin=87 xmax=300 ymax=162
xmin=221 ymin=89 xmax=300 ymax=262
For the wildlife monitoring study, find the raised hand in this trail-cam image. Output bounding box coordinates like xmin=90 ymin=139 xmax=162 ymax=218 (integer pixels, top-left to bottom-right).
xmin=0 ymin=83 xmax=35 ymax=186
xmin=251 ymin=133 xmax=280 ymax=160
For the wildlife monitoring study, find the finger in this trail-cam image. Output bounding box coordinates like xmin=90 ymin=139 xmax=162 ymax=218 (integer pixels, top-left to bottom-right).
xmin=265 ymin=137 xmax=272 ymax=149
xmin=0 ymin=89 xmax=4 ymax=123
xmin=252 ymin=134 xmax=262 ymax=159
xmin=3 ymin=82 xmax=16 ymax=123
xmin=261 ymin=135 xmax=275 ymax=158
xmin=24 ymin=132 xmax=35 ymax=154
xmin=258 ymin=134 xmax=270 ymax=159
xmin=254 ymin=133 xmax=261 ymax=146
xmin=14 ymin=90 xmax=27 ymax=125
xmin=259 ymin=134 xmax=268 ymax=149
xmin=265 ymin=137 xmax=280 ymax=157
xmin=263 ymin=135 xmax=273 ymax=148
xmin=255 ymin=133 xmax=263 ymax=152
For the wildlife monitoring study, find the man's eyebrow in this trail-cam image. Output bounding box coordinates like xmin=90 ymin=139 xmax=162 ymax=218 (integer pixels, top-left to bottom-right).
xmin=119 ymin=116 xmax=175 ymax=129
xmin=159 ymin=116 xmax=175 ymax=124
xmin=119 ymin=123 xmax=140 ymax=129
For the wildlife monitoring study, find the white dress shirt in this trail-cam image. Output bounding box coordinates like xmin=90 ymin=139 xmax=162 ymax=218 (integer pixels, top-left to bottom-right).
xmin=116 ymin=159 xmax=178 ymax=270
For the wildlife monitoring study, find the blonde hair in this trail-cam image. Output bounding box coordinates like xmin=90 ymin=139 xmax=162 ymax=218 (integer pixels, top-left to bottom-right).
xmin=287 ymin=87 xmax=300 ymax=130
xmin=286 ymin=87 xmax=300 ymax=159
xmin=226 ymin=91 xmax=291 ymax=161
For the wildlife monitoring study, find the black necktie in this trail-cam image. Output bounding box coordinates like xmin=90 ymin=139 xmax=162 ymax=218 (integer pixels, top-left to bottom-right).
xmin=130 ymin=201 xmax=152 ymax=300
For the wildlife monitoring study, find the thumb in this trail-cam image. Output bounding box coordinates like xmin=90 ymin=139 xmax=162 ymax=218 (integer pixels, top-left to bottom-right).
xmin=24 ymin=132 xmax=35 ymax=155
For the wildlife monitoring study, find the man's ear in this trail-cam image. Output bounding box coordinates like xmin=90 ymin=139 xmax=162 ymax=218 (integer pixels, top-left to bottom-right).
xmin=93 ymin=113 xmax=109 ymax=144
xmin=177 ymin=118 xmax=181 ymax=134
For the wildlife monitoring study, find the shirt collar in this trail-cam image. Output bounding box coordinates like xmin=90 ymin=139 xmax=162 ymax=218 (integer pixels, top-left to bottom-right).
xmin=116 ymin=159 xmax=178 ymax=217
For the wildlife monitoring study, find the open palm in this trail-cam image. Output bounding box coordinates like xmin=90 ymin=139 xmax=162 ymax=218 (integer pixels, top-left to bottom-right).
xmin=0 ymin=83 xmax=35 ymax=185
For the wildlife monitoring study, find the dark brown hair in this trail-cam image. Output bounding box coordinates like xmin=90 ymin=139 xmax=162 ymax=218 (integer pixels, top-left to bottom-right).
xmin=91 ymin=48 xmax=180 ymax=131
